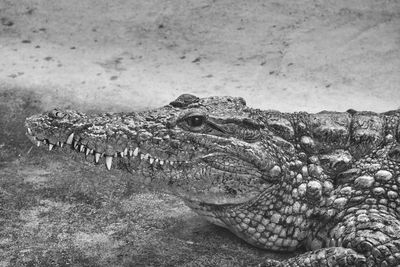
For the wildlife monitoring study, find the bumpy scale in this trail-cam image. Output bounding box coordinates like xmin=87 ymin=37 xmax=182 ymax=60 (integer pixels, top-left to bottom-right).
xmin=25 ymin=94 xmax=400 ymax=266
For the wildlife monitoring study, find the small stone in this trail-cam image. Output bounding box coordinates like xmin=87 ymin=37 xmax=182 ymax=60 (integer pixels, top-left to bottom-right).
xmin=375 ymin=170 xmax=393 ymax=181
xmin=1 ymin=17 xmax=14 ymax=27
xmin=354 ymin=175 xmax=375 ymax=188
xmin=269 ymin=165 xmax=281 ymax=178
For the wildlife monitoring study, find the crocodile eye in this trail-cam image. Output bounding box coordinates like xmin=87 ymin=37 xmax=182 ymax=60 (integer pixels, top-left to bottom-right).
xmin=49 ymin=109 xmax=66 ymax=119
xmin=186 ymin=115 xmax=205 ymax=128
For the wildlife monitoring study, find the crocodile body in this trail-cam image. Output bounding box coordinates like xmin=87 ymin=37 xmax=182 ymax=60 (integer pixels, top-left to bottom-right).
xmin=25 ymin=94 xmax=400 ymax=266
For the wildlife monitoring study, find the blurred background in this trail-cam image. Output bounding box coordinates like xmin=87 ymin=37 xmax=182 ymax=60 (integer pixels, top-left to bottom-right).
xmin=0 ymin=1 xmax=399 ymax=266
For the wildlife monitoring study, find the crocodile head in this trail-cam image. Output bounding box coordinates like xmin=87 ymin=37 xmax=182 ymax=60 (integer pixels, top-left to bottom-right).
xmin=25 ymin=94 xmax=296 ymax=205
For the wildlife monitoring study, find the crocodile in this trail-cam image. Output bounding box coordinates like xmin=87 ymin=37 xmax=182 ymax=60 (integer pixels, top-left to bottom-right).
xmin=25 ymin=94 xmax=400 ymax=266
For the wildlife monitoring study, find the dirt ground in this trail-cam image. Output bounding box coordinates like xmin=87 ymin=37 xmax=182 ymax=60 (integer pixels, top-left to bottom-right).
xmin=0 ymin=0 xmax=400 ymax=266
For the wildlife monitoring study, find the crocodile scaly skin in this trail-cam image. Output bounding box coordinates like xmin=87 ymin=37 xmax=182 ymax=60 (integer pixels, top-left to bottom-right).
xmin=25 ymin=94 xmax=400 ymax=266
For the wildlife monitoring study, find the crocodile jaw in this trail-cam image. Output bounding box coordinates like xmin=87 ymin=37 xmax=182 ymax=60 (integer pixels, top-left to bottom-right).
xmin=25 ymin=105 xmax=276 ymax=206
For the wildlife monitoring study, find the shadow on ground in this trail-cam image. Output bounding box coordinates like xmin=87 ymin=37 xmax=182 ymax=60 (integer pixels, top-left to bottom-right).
xmin=0 ymin=88 xmax=296 ymax=266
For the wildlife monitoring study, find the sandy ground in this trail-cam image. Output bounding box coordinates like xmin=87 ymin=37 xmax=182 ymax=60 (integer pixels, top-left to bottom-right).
xmin=0 ymin=0 xmax=400 ymax=266
xmin=1 ymin=0 xmax=400 ymax=112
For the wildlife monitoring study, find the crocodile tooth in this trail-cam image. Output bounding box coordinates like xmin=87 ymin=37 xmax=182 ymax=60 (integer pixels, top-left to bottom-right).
xmin=66 ymin=133 xmax=74 ymax=144
xmin=170 ymin=161 xmax=174 ymax=166
xmin=48 ymin=144 xmax=54 ymax=151
xmin=56 ymin=141 xmax=61 ymax=146
xmin=85 ymin=148 xmax=90 ymax=156
xmin=36 ymin=141 xmax=41 ymax=147
xmin=80 ymin=145 xmax=85 ymax=152
xmin=114 ymin=153 xmax=118 ymax=158
xmin=105 ymin=156 xmax=112 ymax=170
xmin=60 ymin=142 xmax=64 ymax=148
xmin=140 ymin=154 xmax=145 ymax=160
xmin=123 ymin=148 xmax=128 ymax=156
xmin=120 ymin=152 xmax=124 ymax=157
xmin=129 ymin=150 xmax=133 ymax=157
xmin=95 ymin=152 xmax=101 ymax=163
xmin=155 ymin=158 xmax=159 ymax=164
xmin=160 ymin=160 xmax=164 ymax=165
xmin=27 ymin=128 xmax=32 ymax=135
xmin=149 ymin=157 xmax=154 ymax=164
xmin=133 ymin=147 xmax=139 ymax=157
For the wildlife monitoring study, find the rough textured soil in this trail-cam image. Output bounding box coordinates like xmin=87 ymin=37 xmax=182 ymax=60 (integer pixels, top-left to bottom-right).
xmin=0 ymin=1 xmax=399 ymax=266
